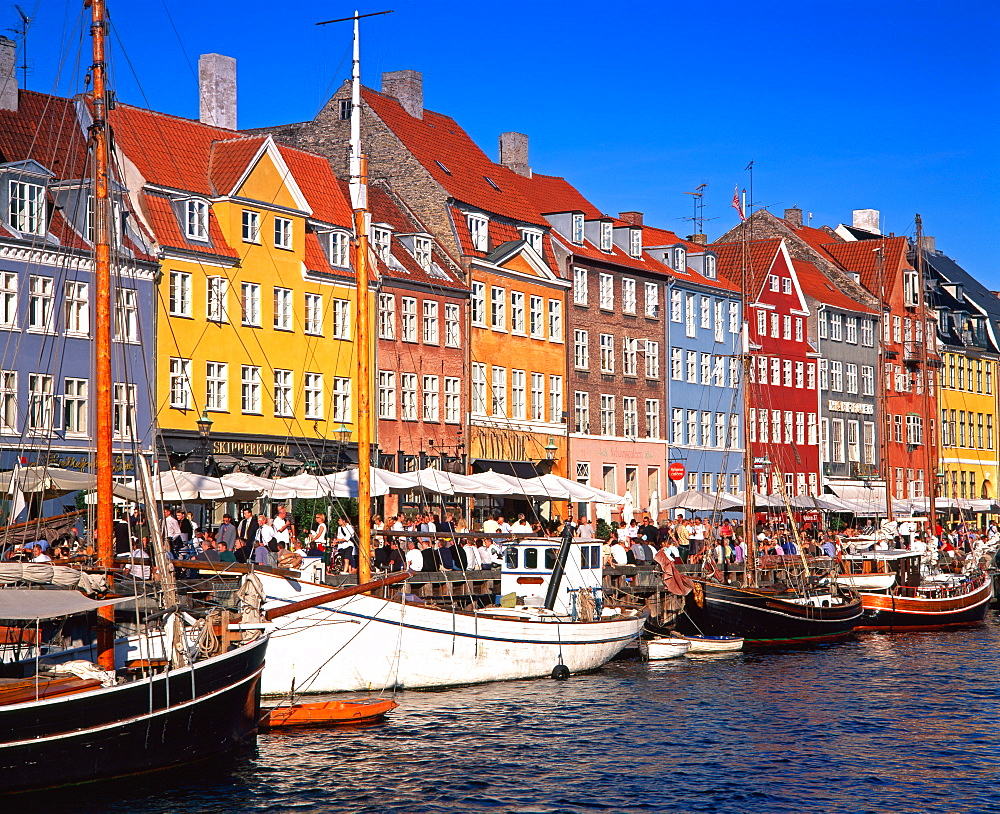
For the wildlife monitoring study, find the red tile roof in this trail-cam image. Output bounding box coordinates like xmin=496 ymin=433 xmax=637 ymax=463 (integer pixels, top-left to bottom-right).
xmin=781 ymin=220 xmax=843 ymax=259
xmin=711 ymin=238 xmax=784 ymax=297
xmin=279 ymin=147 xmax=353 ymax=228
xmin=822 ymin=237 xmax=910 ymax=294
xmin=512 ymin=172 xmax=604 ymax=219
xmin=791 ymin=259 xmax=875 ymax=314
xmin=0 ymin=91 xmax=90 ymax=179
xmin=142 ymin=192 xmax=238 ymax=259
xmin=362 ymin=87 xmax=547 ymax=226
xmin=208 ymin=136 xmax=268 ymax=196
xmin=641 ymin=225 xmax=708 ymax=254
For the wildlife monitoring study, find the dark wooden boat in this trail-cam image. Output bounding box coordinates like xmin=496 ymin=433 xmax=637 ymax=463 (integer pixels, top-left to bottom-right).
xmin=856 ymin=571 xmax=992 ymax=632
xmin=261 ymin=697 xmax=397 ymax=729
xmin=683 ymin=580 xmax=863 ymax=646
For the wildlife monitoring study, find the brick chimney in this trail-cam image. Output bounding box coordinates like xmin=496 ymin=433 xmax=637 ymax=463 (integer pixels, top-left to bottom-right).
xmin=618 ymin=211 xmax=643 ymax=226
xmin=687 ymin=234 xmax=708 ymax=246
xmin=784 ymin=207 xmax=803 ymax=228
xmin=499 ymin=132 xmax=530 ymax=177
xmin=919 ymin=235 xmax=937 ymax=254
xmin=852 ymin=208 xmax=881 ymax=234
xmin=381 ymin=70 xmax=423 ymax=119
xmin=0 ymin=36 xmax=17 ymax=112
xmin=198 ymin=54 xmax=237 ymax=130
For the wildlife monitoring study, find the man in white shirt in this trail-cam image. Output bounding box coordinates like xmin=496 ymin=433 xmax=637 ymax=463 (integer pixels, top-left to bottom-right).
xmin=609 ymin=540 xmax=629 ymax=566
xmin=405 ymin=540 xmax=423 ymax=571
xmin=256 ymin=515 xmax=276 ymax=548
xmin=576 ymin=517 xmax=595 ymax=540
xmin=30 ymin=544 xmax=52 ymax=563
xmin=482 ymin=516 xmax=500 ymax=534
xmin=162 ymin=508 xmax=182 ymax=555
xmin=272 ymin=505 xmax=291 ymax=547
xmin=510 ymin=514 xmax=532 ymax=534
xmin=462 ymin=540 xmax=482 ymax=569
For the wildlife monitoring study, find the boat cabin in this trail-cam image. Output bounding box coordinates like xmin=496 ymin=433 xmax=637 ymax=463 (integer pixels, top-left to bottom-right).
xmin=500 ymin=538 xmax=603 ymax=616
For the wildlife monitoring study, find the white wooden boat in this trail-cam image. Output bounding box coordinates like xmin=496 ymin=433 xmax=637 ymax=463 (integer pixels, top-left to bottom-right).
xmin=645 ymin=637 xmax=691 ymax=660
xmin=675 ymin=634 xmax=744 ymax=653
xmin=247 ymin=537 xmax=646 ymax=694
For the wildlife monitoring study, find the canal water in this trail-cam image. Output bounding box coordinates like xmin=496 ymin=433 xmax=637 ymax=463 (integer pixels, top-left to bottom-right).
xmin=14 ymin=615 xmax=1000 ymax=813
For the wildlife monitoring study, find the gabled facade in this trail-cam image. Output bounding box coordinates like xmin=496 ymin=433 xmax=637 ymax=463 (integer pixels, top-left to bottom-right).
xmin=0 ymin=90 xmax=157 ymax=487
xmin=110 ymin=104 xmax=365 ymax=476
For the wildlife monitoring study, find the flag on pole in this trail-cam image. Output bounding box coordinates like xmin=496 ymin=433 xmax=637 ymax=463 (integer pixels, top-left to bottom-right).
xmin=732 ymin=186 xmax=745 ymax=220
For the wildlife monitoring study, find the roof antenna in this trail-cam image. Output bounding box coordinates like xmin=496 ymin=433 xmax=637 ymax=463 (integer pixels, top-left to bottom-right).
xmin=682 ymin=183 xmax=708 ymax=234
xmin=9 ymin=5 xmax=31 ymax=90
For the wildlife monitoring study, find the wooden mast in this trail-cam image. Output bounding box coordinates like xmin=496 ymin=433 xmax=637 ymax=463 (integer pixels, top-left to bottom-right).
xmin=740 ymin=221 xmax=757 ymax=588
xmin=349 ymin=12 xmax=372 ymax=585
xmin=875 ymin=241 xmax=895 ymax=522
xmin=89 ymin=0 xmax=115 ymax=671
xmin=915 ymin=214 xmax=938 ymax=540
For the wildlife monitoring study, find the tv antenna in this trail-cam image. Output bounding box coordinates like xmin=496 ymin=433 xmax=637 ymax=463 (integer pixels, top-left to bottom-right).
xmin=682 ymin=183 xmax=715 ymax=234
xmin=9 ymin=5 xmax=31 ymax=89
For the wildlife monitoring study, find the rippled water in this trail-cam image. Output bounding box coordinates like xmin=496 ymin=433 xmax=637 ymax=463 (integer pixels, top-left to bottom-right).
xmin=13 ymin=614 xmax=1000 ymax=814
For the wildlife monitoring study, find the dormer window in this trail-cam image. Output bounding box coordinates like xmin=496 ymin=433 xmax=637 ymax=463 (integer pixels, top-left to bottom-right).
xmin=185 ymin=199 xmax=209 ymax=241
xmin=600 ymin=221 xmax=613 ymax=252
xmin=9 ymin=180 xmax=46 ymax=235
xmin=704 ymin=255 xmax=717 ymax=279
xmin=571 ymin=213 xmax=584 ymax=245
xmin=372 ymin=226 xmax=392 ymax=262
xmin=520 ymin=228 xmax=543 ymax=256
xmin=467 ymin=213 xmax=489 ymax=252
xmin=414 ymin=236 xmax=432 ymax=271
xmin=629 ymin=228 xmax=641 ymax=259
xmin=673 ymin=247 xmax=686 ymax=271
xmin=903 ymin=270 xmax=920 ymax=307
xmin=326 ymin=231 xmax=349 ymax=267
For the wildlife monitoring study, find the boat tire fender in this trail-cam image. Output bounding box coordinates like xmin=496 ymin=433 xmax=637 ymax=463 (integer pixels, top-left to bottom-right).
xmin=551 ymin=664 xmax=570 ymax=681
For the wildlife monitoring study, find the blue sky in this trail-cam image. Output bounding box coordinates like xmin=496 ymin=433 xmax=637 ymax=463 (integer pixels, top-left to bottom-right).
xmin=13 ymin=0 xmax=999 ymax=278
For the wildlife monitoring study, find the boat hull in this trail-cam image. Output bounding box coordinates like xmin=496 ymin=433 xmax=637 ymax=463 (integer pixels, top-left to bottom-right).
xmin=255 ymin=572 xmax=646 ymax=694
xmin=677 ymin=634 xmax=744 ymax=653
xmin=645 ymin=638 xmax=690 ymax=660
xmin=856 ymin=576 xmax=992 ymax=632
xmin=684 ymin=581 xmax=863 ymax=646
xmin=261 ymin=698 xmax=397 ymax=729
xmin=0 ymin=634 xmax=267 ymax=794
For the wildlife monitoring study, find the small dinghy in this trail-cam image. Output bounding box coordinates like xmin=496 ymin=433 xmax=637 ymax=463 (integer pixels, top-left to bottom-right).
xmin=675 ymin=634 xmax=744 ymax=653
xmin=645 ymin=637 xmax=691 ymax=660
xmin=261 ymin=698 xmax=398 ymax=730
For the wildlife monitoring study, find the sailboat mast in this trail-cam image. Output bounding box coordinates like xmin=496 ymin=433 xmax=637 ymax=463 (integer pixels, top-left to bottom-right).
xmin=89 ymin=0 xmax=115 ymax=670
xmin=740 ymin=241 xmax=757 ymax=587
xmin=349 ymin=12 xmax=372 ymax=585
xmin=915 ymin=214 xmax=938 ymax=540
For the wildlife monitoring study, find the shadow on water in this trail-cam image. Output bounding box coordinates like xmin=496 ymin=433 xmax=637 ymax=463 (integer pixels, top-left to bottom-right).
xmin=8 ymin=614 xmax=1000 ymax=813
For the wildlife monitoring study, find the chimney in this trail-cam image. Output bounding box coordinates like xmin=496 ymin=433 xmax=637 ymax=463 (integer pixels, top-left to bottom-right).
xmin=0 ymin=36 xmax=17 ymax=112
xmin=852 ymin=208 xmax=881 ymax=234
xmin=381 ymin=70 xmax=423 ymax=119
xmin=618 ymin=211 xmax=643 ymax=226
xmin=687 ymin=234 xmax=708 ymax=246
xmin=499 ymin=132 xmax=530 ymax=177
xmin=784 ymin=207 xmax=803 ymax=228
xmin=919 ymin=235 xmax=937 ymax=254
xmin=199 ymin=53 xmax=237 ymax=130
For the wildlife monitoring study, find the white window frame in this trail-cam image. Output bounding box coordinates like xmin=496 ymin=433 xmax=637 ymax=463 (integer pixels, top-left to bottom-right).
xmin=168 ymin=271 xmax=192 ymax=319
xmin=332 ymin=377 xmax=352 ymax=423
xmin=509 ymin=292 xmax=525 ymax=335
xmin=241 ymin=282 xmax=261 ymax=327
xmin=574 ymin=330 xmax=589 ymax=369
xmin=185 ymin=199 xmax=209 ymax=241
xmin=622 ymin=278 xmax=636 ymax=314
xmin=241 ymin=365 xmax=262 ymax=414
xmin=491 ymin=286 xmax=506 ymax=331
xmin=401 ymin=373 xmax=418 ymax=420
xmin=273 ymin=369 xmax=294 ymax=417
xmin=444 ymin=377 xmax=461 ymax=423
xmin=645 ymin=341 xmax=659 ymax=379
xmin=573 ymin=267 xmax=588 ymax=305
xmin=304 ymin=293 xmax=324 ymax=335
xmin=423 ymin=300 xmax=440 ymax=344
xmin=206 ymin=361 xmax=228 ymax=412
xmin=304 ymin=372 xmax=324 ymax=419
xmin=400 ymin=297 xmax=417 ymax=342
xmin=170 ymin=358 xmax=192 ymax=410
xmin=599 ymin=274 xmax=614 ymax=310
xmin=241 ymin=209 xmax=260 ymax=244
xmin=600 ymin=334 xmax=615 ymax=373
xmin=467 ymin=213 xmax=489 ymax=252
xmin=0 ymin=272 xmax=16 ymax=328
xmin=378 ymin=370 xmax=396 ymax=419
xmin=206 ymin=276 xmax=227 ymax=323
xmin=274 ymin=216 xmax=293 ymax=250
xmin=273 ymin=287 xmax=293 ymax=331
xmin=64 ymin=281 xmax=89 ymax=336
xmin=548 ymin=299 xmax=562 ymax=342
xmin=510 ymin=370 xmax=526 ymax=420
xmin=445 ymin=303 xmax=461 ymax=347
xmin=9 ymin=180 xmax=46 ymax=235
xmin=422 ymin=375 xmax=440 ymax=422
xmin=64 ymin=377 xmax=88 ymax=436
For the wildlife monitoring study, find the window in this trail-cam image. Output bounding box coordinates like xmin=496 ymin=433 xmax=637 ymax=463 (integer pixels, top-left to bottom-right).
xmin=714 ymin=412 xmax=726 ymax=448
xmin=444 ymin=303 xmax=460 ymax=347
xmin=0 ymin=371 xmax=15 ymax=432
xmin=795 ymin=361 xmax=804 ymax=388
xmin=728 ymin=301 xmax=739 ymax=334
xmin=783 ymin=314 xmax=792 ymax=340
xmin=521 ymin=229 xmax=543 ymax=256
xmin=0 ymin=273 xmax=16 ymax=328
xmin=703 ymin=354 xmax=714 ymax=386
xmin=685 ymin=293 xmax=696 ymax=337
xmin=893 ymin=315 xmax=902 ymax=343
xmin=770 ymin=313 xmax=780 ymax=337
xmin=378 ymin=371 xmax=396 ymax=419
xmin=906 ymin=414 xmax=923 ymax=445
xmin=575 ymin=392 xmax=590 ymax=433
xmin=830 ymin=360 xmax=843 ymax=391
xmin=549 ymin=376 xmax=563 ymax=424
xmin=671 ymin=347 xmax=682 ymax=380
xmin=758 ymin=357 xmax=768 ymax=384
xmin=112 ymin=383 xmax=135 ymax=439
xmin=273 ymin=369 xmax=293 ymax=417
xmin=241 ymin=283 xmax=261 ymax=327
xmin=572 ymin=214 xmax=584 ymax=244
xmin=471 ymin=282 xmax=486 ymax=326
xmin=9 ymin=180 xmax=45 ymax=234
xmin=169 ymin=358 xmax=193 ymax=409
xmin=629 ymin=229 xmax=641 ymax=258
xmin=700 ymin=296 xmax=711 ymax=329
xmin=622 ymin=337 xmax=638 ymax=376
xmin=645 ymin=400 xmax=660 ymax=439
xmin=686 ymin=351 xmax=697 ymax=383
xmin=795 ymin=318 xmax=803 ymax=342
xmin=622 ymin=279 xmax=636 ymax=314
xmin=861 ymin=318 xmax=874 ymax=347
xmin=372 ymin=226 xmax=391 ymax=261
xmin=600 ymin=222 xmax=613 ymax=252
xmin=510 ymin=370 xmax=526 ymax=420
xmin=713 ymin=356 xmax=725 ymax=387
xmin=273 ymin=287 xmax=293 ymax=330
xmin=796 ymin=412 xmax=806 ymax=445
xmin=599 ymin=274 xmax=614 ymax=310
xmin=862 ymin=423 xmax=876 ymax=462
xmin=830 ymin=313 xmax=843 ymax=341
xmin=205 ymin=361 xmax=227 ymax=412
xmin=573 ymin=268 xmax=588 ymax=305
xmin=304 ymin=293 xmax=323 ymax=335
xmin=274 ymin=216 xmax=292 ymax=249
xmin=327 ymin=232 xmax=349 ymax=267
xmin=423 ymin=300 xmax=440 ymax=343
xmin=714 ymin=300 xmax=725 ymax=342
xmin=845 ymin=316 xmax=858 ymax=344
xmin=413 ymin=237 xmax=432 ymax=271
xmin=508 ymin=292 xmax=525 ymax=334
xmin=491 ymin=286 xmax=506 ymax=330
xmin=472 ymin=364 xmax=486 ymax=415
xmin=673 ymin=247 xmax=686 ymax=271
xmin=332 ymin=377 xmax=351 ymax=422
xmin=729 ymin=413 xmax=740 ymax=447
xmin=548 ymin=300 xmax=562 ymax=341
xmin=623 ymin=397 xmax=638 ymax=437
xmin=491 ymin=366 xmax=507 ymax=416
xmin=423 ymin=375 xmax=440 ymax=422
xmin=819 ymin=311 xmax=828 ymax=339
xmin=400 ymin=296 xmax=417 ymax=342
xmin=600 ymin=334 xmax=614 ymax=373
xmin=241 ymin=210 xmax=260 ymax=243
xmin=167 ymin=271 xmax=192 ymax=319
xmin=671 ymin=408 xmax=683 ymax=443
xmin=769 ymin=274 xmax=779 ymax=291
xmin=831 ymin=419 xmax=845 ymax=463
xmin=645 ymin=282 xmax=659 ymax=318
xmin=401 ymin=373 xmax=418 ymax=420
xmin=444 ymin=377 xmax=461 ymax=423
xmin=783 ymin=359 xmax=792 ymax=387
xmin=184 ymin=199 xmax=209 ymax=241
xmin=730 ymin=357 xmax=740 ymax=389
xmin=846 ymin=363 xmax=858 ymax=394
xmin=206 ymin=277 xmax=227 ymax=323
xmin=807 ymin=363 xmax=816 ymax=389
xmin=781 ymin=278 xmax=792 ymax=295
xmin=241 ymin=365 xmax=261 ymax=413
xmin=466 ymin=213 xmax=489 ymax=252
xmin=646 ymin=341 xmax=659 ymax=379
xmin=670 ymin=290 xmax=682 ymax=322
xmin=770 ymin=357 xmax=780 ymax=386
xmin=701 ymin=411 xmax=712 ymax=447
xmin=301 ymin=373 xmax=322 ymax=420
xmin=378 ymin=293 xmax=395 ymax=339
xmin=528 ymin=296 xmax=544 ymax=338
xmin=574 ymin=330 xmax=589 ymax=369
xmin=64 ymin=378 xmax=88 ymax=435
xmin=757 ymin=310 xmax=767 ymax=335
xmin=600 ymin=394 xmax=615 ymax=436
xmin=688 ymin=410 xmax=698 ymax=446
xmin=339 ymin=99 xmax=353 ymax=120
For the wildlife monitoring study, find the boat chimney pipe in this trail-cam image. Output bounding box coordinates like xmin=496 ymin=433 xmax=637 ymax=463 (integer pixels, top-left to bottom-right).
xmin=542 ymin=524 xmax=575 ymax=611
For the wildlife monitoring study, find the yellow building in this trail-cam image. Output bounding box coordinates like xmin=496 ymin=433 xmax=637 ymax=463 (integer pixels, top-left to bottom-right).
xmin=112 ymin=106 xmax=368 ymax=475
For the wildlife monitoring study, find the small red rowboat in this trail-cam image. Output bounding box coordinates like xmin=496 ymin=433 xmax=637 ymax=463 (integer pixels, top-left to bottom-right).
xmin=261 ymin=698 xmax=398 ymax=730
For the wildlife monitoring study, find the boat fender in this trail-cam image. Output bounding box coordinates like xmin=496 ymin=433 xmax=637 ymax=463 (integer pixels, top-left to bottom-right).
xmin=551 ymin=664 xmax=570 ymax=681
